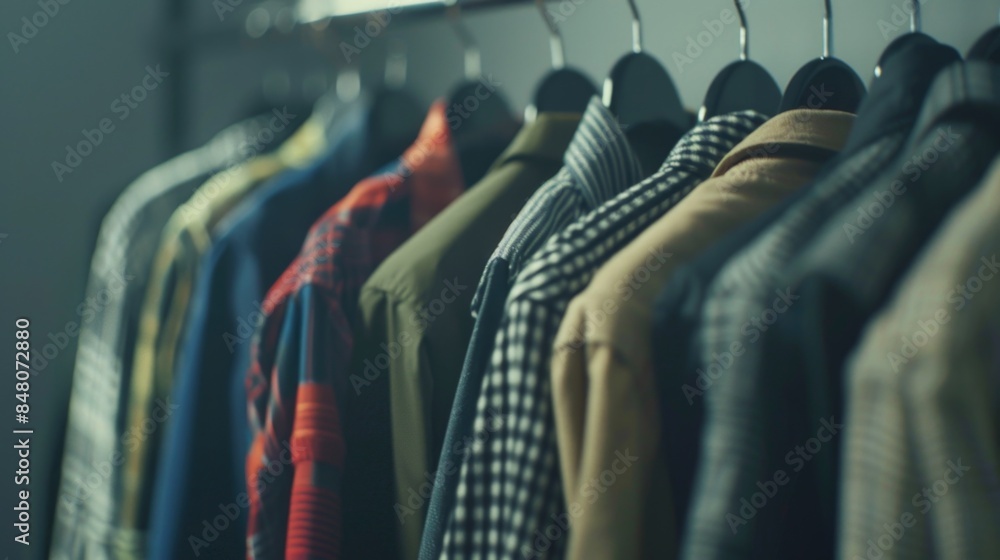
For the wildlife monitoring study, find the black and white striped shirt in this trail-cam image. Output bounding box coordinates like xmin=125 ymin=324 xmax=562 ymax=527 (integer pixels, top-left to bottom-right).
xmin=470 ymin=97 xmax=647 ymax=318
xmin=421 ymin=97 xmax=649 ymax=560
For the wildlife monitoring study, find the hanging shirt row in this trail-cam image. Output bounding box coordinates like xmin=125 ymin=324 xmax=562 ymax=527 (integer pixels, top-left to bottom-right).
xmin=49 ymin=19 xmax=1000 ymax=560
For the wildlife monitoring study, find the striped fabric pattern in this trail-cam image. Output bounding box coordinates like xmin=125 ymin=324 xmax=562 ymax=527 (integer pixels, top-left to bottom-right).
xmin=469 ymin=97 xmax=645 ymax=318
xmin=419 ymin=97 xmax=647 ymax=560
xmin=245 ymin=102 xmax=465 ymax=560
xmin=50 ymin=117 xmax=266 ymax=560
xmin=440 ymin=111 xmax=767 ymax=560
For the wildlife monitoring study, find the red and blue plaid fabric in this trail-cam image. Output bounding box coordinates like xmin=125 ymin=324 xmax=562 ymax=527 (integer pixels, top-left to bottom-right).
xmin=245 ymin=102 xmax=464 ymax=560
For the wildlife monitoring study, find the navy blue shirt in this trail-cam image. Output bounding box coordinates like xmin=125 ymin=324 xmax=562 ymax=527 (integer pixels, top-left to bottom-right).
xmin=147 ymin=99 xmax=409 ymax=560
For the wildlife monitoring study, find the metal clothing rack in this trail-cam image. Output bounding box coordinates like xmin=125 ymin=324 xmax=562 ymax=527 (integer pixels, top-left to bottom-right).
xmin=159 ymin=0 xmax=533 ymax=151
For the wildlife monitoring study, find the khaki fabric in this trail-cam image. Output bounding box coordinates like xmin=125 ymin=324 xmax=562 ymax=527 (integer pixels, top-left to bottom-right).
xmin=551 ymin=109 xmax=855 ymax=560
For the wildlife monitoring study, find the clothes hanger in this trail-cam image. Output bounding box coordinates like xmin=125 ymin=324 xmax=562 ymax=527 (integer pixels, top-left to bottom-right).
xmin=235 ymin=70 xmax=315 ymax=143
xmin=525 ymin=0 xmax=597 ymax=121
xmin=874 ymin=0 xmax=934 ymax=79
xmin=232 ymin=14 xmax=325 ymax=135
xmin=779 ymin=0 xmax=865 ymax=113
xmin=443 ymin=1 xmax=519 ymax=185
xmin=444 ymin=1 xmax=518 ymax=145
xmin=602 ymin=0 xmax=688 ymax=132
xmin=369 ymin=35 xmax=426 ymax=160
xmin=968 ymin=8 xmax=1000 ymax=64
xmin=699 ymin=0 xmax=781 ymax=121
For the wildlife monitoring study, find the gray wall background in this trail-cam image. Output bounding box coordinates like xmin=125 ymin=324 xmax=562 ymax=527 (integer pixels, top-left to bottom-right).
xmin=1 ymin=0 xmax=996 ymax=558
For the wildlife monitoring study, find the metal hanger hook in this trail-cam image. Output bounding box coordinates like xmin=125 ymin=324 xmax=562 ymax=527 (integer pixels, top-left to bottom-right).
xmin=384 ymin=35 xmax=407 ymax=88
xmin=910 ymin=0 xmax=921 ymax=33
xmin=734 ymin=0 xmax=748 ymax=61
xmin=626 ymin=0 xmax=642 ymax=53
xmin=536 ymin=0 xmax=565 ymax=69
xmin=446 ymin=1 xmax=481 ymax=80
xmin=822 ymin=0 xmax=833 ymax=58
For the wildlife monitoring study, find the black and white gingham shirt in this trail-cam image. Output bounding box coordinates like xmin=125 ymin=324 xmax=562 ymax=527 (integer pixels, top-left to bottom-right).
xmin=422 ymin=97 xmax=649 ymax=560
xmin=470 ymin=97 xmax=649 ymax=314
xmin=49 ymin=117 xmax=265 ymax=560
xmin=440 ymin=111 xmax=767 ymax=560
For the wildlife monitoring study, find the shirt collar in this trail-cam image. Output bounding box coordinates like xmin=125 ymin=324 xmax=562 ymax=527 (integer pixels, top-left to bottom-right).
xmin=842 ymin=35 xmax=960 ymax=154
xmin=563 ymin=97 xmax=645 ymax=209
xmin=398 ymin=101 xmax=466 ymax=231
xmin=712 ymin=109 xmax=855 ymax=177
xmin=911 ymin=61 xmax=1000 ymax=145
xmin=490 ymin=112 xmax=582 ymax=170
xmin=659 ymin=111 xmax=770 ymax=176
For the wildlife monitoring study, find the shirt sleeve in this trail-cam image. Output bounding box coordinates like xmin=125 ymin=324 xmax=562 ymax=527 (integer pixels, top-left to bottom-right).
xmin=357 ymin=286 xmax=430 ymax=560
xmin=551 ymin=298 xmax=672 ymax=560
xmin=442 ymin=300 xmax=566 ymax=560
xmin=246 ymin=285 xmax=349 ymax=560
xmin=122 ymin=221 xmax=205 ymax=539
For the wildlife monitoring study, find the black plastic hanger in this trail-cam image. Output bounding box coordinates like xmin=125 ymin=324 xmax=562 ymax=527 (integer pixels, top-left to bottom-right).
xmin=874 ymin=0 xmax=933 ymax=79
xmin=526 ymin=0 xmax=596 ymax=119
xmin=699 ymin=0 xmax=781 ymax=120
xmin=780 ymin=0 xmax=865 ymax=113
xmin=443 ymin=2 xmax=519 ymax=185
xmin=237 ymin=78 xmax=315 ymax=147
xmin=969 ymin=8 xmax=1000 ymax=64
xmin=603 ymin=0 xmax=688 ymax=132
xmin=368 ymin=38 xmax=426 ymax=160
xmin=443 ymin=3 xmax=518 ymax=142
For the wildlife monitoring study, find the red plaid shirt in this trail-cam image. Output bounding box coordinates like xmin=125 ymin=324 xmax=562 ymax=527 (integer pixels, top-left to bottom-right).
xmin=245 ymin=102 xmax=464 ymax=559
